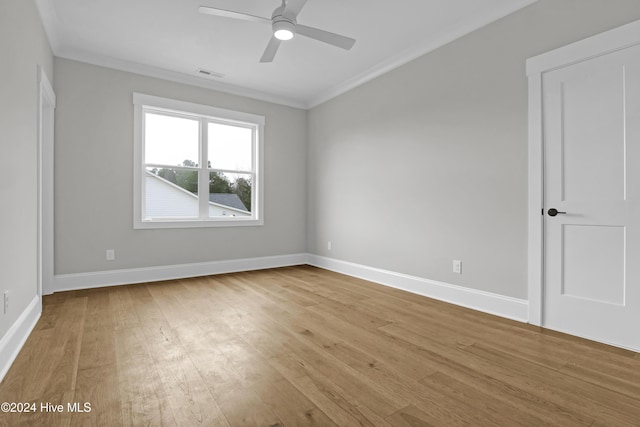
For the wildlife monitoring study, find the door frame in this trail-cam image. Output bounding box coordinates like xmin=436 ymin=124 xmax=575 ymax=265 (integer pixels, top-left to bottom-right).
xmin=37 ymin=66 xmax=56 ymax=297
xmin=526 ymin=19 xmax=640 ymax=326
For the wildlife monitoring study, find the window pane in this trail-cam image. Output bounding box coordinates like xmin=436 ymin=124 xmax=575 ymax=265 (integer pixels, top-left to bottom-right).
xmin=208 ymin=123 xmax=252 ymax=171
xmin=145 ymin=113 xmax=199 ymax=166
xmin=144 ymin=167 xmax=199 ymax=218
xmin=208 ymin=172 xmax=252 ymax=217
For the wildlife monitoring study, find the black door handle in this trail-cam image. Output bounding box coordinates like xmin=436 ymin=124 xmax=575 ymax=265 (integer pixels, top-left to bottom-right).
xmin=548 ymin=208 xmax=566 ymax=217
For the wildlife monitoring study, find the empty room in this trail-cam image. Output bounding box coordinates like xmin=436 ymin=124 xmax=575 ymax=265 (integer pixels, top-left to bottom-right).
xmin=2 ymin=0 xmax=640 ymax=425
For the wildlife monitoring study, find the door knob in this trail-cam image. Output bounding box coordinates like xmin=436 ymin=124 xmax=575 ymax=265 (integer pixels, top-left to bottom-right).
xmin=548 ymin=208 xmax=566 ymax=217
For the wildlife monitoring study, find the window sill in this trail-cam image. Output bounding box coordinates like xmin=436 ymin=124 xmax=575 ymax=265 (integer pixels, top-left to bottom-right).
xmin=133 ymin=217 xmax=264 ymax=229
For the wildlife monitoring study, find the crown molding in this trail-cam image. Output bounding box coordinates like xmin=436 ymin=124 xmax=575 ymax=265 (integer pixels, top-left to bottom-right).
xmin=307 ymin=0 xmax=539 ymax=109
xmin=55 ymin=47 xmax=308 ymax=109
xmin=36 ymin=0 xmax=537 ymax=110
xmin=34 ymin=1 xmax=307 ymax=109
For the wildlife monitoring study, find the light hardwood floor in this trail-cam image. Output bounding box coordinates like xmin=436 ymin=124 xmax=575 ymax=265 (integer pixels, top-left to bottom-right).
xmin=1 ymin=265 xmax=639 ymax=426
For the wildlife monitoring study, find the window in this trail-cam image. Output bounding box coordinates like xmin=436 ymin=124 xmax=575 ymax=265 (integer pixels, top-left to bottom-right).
xmin=133 ymin=93 xmax=264 ymax=228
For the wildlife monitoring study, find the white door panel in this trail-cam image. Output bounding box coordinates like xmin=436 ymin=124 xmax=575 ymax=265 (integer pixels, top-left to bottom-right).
xmin=561 ymin=63 xmax=626 ymax=202
xmin=543 ymin=45 xmax=640 ymax=350
xmin=561 ymin=224 xmax=625 ymax=305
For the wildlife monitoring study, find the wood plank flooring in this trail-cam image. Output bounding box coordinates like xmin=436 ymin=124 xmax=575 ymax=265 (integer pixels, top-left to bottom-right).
xmin=1 ymin=265 xmax=639 ymax=426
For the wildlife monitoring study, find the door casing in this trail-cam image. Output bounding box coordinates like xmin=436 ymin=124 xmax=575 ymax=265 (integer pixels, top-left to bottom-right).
xmin=38 ymin=66 xmax=56 ymax=297
xmin=527 ymin=19 xmax=640 ymax=329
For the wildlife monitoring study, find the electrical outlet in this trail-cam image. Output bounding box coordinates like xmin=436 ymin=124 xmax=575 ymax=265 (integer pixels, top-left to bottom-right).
xmin=453 ymin=260 xmax=462 ymax=274
xmin=328 ymin=241 xmax=332 ymax=251
xmin=3 ymin=291 xmax=8 ymax=314
xmin=106 ymin=249 xmax=115 ymax=261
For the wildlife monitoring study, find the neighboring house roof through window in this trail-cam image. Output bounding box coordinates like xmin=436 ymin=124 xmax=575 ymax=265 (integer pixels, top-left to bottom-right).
xmin=209 ymin=193 xmax=248 ymax=212
xmin=144 ymin=172 xmax=251 ymax=217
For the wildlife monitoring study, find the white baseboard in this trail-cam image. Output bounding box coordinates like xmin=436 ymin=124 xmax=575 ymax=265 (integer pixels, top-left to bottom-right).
xmin=52 ymin=253 xmax=308 ymax=293
xmin=51 ymin=252 xmax=528 ymax=323
xmin=0 ymin=296 xmax=41 ymax=383
xmin=307 ymin=255 xmax=529 ymax=322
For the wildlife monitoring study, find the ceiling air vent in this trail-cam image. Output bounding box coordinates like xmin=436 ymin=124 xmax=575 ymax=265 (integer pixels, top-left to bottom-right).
xmin=197 ymin=68 xmax=224 ymax=78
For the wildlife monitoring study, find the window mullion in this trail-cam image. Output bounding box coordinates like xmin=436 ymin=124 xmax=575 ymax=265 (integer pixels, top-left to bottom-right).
xmin=198 ymin=119 xmax=209 ymax=218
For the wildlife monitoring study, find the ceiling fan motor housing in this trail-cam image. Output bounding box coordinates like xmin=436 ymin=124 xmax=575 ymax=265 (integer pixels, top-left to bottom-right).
xmin=272 ymin=16 xmax=296 ymax=40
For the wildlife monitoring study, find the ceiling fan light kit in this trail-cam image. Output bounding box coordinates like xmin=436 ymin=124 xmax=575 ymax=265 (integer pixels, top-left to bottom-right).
xmin=273 ymin=20 xmax=296 ymax=41
xmin=199 ymin=0 xmax=356 ymax=62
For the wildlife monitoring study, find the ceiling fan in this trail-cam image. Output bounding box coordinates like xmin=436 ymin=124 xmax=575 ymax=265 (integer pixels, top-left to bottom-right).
xmin=199 ymin=0 xmax=356 ymax=63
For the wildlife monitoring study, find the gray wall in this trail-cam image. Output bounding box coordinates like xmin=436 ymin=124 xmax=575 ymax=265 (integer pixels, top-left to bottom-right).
xmin=54 ymin=59 xmax=307 ymax=274
xmin=14 ymin=0 xmax=640 ymax=304
xmin=307 ymin=0 xmax=640 ymax=299
xmin=0 ymin=0 xmax=53 ymax=338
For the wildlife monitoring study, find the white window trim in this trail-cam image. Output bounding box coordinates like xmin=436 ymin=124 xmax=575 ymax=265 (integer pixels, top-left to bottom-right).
xmin=133 ymin=93 xmax=265 ymax=229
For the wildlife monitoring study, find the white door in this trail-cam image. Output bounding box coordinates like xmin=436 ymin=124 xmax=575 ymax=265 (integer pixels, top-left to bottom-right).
xmin=542 ymin=45 xmax=640 ymax=351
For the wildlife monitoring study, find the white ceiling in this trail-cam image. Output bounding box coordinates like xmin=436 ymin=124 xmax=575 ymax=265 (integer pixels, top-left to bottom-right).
xmin=35 ymin=0 xmax=536 ymax=109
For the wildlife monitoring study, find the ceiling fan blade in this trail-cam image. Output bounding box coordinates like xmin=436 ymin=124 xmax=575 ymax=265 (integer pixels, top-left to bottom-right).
xmin=296 ymin=25 xmax=356 ymax=50
xmin=260 ymin=37 xmax=281 ymax=63
xmin=198 ymin=6 xmax=270 ymax=24
xmin=284 ymin=0 xmax=309 ymax=18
